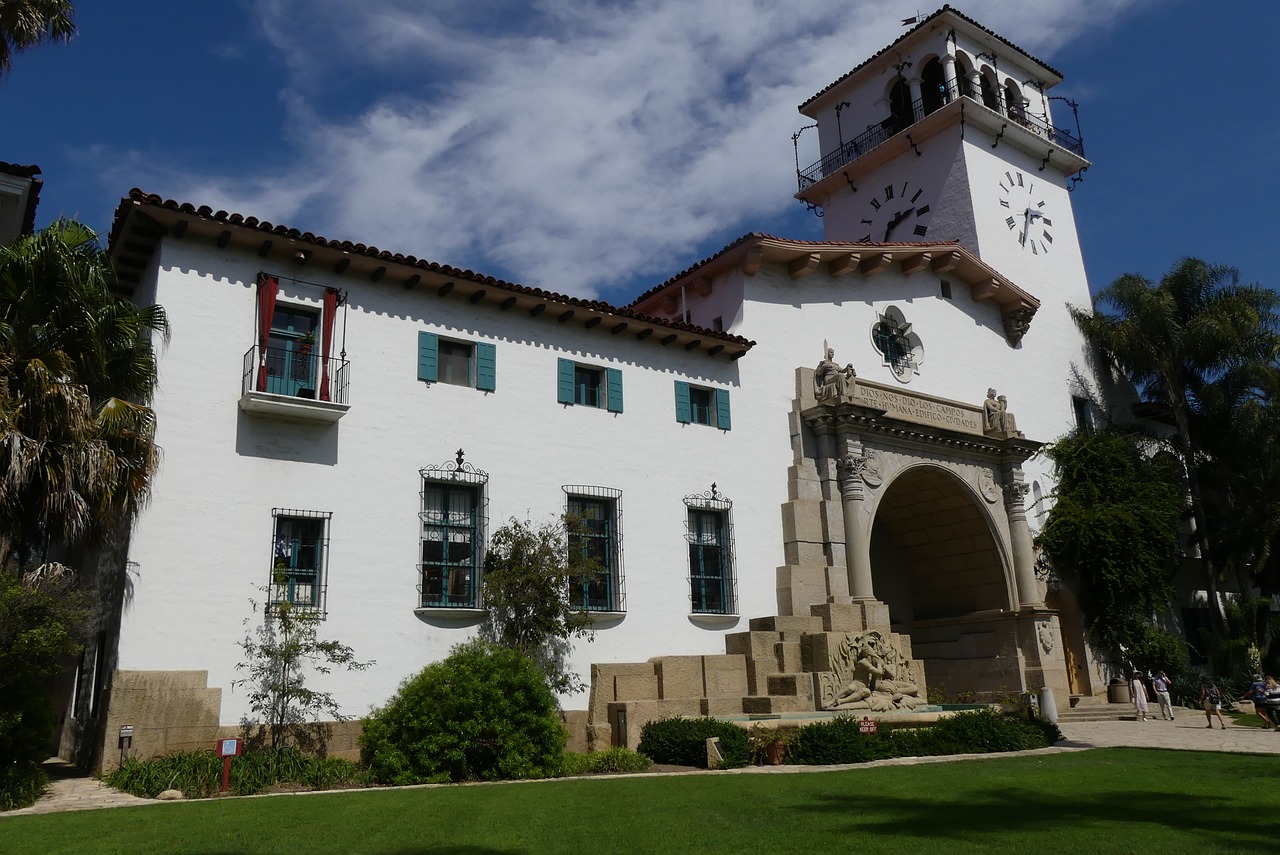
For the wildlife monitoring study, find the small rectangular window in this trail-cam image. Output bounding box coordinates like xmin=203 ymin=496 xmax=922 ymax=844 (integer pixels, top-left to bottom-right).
xmin=675 ymin=381 xmax=731 ymax=429
xmin=689 ymin=387 xmax=713 ymax=425
xmin=712 ymin=316 xmax=724 ymax=331
xmin=270 ymin=510 xmax=331 ymax=616
xmin=574 ymin=365 xmax=603 ymax=407
xmin=688 ymin=508 xmax=735 ymax=615
xmin=558 ymin=359 xmax=623 ymax=412
xmin=439 ymin=340 xmax=474 ymax=387
xmin=940 ymin=280 xmax=952 ymax=299
xmin=1072 ymin=395 xmax=1093 ymax=435
xmin=565 ymin=488 xmax=624 ymax=612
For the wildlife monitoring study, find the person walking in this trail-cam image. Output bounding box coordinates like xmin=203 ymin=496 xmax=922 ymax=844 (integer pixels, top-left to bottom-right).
xmin=1238 ymin=675 xmax=1273 ymax=728
xmin=1131 ymin=670 xmax=1150 ymax=721
xmin=1264 ymin=676 xmax=1280 ymax=732
xmin=1200 ymin=676 xmax=1227 ymax=729
xmin=1152 ymin=670 xmax=1175 ymax=720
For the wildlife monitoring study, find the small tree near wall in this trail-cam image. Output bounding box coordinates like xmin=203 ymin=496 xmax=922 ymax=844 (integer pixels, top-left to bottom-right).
xmin=480 ymin=516 xmax=594 ymax=694
xmin=234 ymin=594 xmax=372 ymax=753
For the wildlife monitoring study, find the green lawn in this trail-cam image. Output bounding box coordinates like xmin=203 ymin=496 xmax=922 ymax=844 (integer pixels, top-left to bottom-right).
xmin=5 ymin=748 xmax=1279 ymax=854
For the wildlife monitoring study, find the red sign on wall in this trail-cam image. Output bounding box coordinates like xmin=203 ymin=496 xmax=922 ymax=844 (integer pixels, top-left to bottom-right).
xmin=859 ymin=716 xmax=878 ymax=734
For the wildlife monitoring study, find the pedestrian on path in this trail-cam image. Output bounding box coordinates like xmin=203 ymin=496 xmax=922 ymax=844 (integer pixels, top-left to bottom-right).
xmin=1131 ymin=670 xmax=1150 ymax=721
xmin=1201 ymin=676 xmax=1227 ymax=729
xmin=1152 ymin=670 xmax=1175 ymax=720
xmin=1264 ymin=675 xmax=1280 ymax=732
xmin=1238 ymin=675 xmax=1272 ymax=729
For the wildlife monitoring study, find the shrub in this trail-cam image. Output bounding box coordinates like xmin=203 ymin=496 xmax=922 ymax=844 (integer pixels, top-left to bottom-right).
xmin=585 ymin=747 xmax=652 ymax=774
xmin=787 ymin=716 xmax=897 ymax=765
xmin=103 ymin=748 xmax=364 ymax=799
xmin=637 ymin=717 xmax=750 ymax=769
xmin=361 ymin=640 xmax=567 ymax=784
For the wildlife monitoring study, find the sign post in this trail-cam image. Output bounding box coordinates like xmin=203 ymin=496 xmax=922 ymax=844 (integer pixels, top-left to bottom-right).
xmin=118 ymin=725 xmax=134 ymax=767
xmin=859 ymin=716 xmax=878 ymax=735
xmin=216 ymin=737 xmax=242 ymax=792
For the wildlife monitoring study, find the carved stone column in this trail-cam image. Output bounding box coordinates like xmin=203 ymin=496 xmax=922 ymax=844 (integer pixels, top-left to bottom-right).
xmin=941 ymin=54 xmax=957 ymax=99
xmin=837 ymin=451 xmax=875 ymax=601
xmin=1003 ymin=474 xmax=1042 ymax=609
xmin=907 ymin=76 xmax=924 ymax=122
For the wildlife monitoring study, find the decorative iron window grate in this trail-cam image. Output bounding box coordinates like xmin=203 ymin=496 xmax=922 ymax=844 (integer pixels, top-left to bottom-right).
xmin=563 ymin=485 xmax=625 ymax=612
xmin=269 ymin=508 xmax=333 ymax=618
xmin=684 ymin=486 xmax=737 ymax=616
xmin=419 ymin=453 xmax=489 ymax=609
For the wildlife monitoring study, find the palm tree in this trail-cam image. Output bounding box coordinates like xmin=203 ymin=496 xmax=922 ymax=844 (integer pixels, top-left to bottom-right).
xmin=1071 ymin=258 xmax=1280 ymax=629
xmin=0 ymin=0 xmax=75 ymax=76
xmin=0 ymin=219 xmax=168 ymax=575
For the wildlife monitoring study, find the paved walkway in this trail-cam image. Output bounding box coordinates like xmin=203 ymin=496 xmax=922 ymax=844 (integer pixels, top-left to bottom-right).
xmin=5 ymin=717 xmax=1279 ymax=817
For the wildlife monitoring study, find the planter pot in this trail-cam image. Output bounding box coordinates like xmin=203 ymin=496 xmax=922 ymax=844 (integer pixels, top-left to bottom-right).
xmin=764 ymin=743 xmax=786 ymax=766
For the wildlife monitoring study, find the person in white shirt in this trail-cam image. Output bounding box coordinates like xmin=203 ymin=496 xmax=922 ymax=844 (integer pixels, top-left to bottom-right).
xmin=1152 ymin=670 xmax=1175 ymax=720
xmin=1131 ymin=670 xmax=1150 ymax=722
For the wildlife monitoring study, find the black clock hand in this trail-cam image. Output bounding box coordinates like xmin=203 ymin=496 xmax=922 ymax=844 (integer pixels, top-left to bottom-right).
xmin=883 ymin=207 xmax=914 ymax=241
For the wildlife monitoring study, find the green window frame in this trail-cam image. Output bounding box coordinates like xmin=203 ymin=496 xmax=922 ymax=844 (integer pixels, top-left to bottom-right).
xmin=684 ymin=488 xmax=736 ymax=615
xmin=565 ymin=487 xmax=625 ymax=612
xmin=269 ymin=509 xmax=331 ymax=617
xmin=674 ymin=381 xmax=731 ymax=429
xmin=418 ymin=332 xmax=496 ymax=391
xmin=557 ymin=358 xmax=623 ymax=412
xmin=419 ymin=479 xmax=486 ymax=609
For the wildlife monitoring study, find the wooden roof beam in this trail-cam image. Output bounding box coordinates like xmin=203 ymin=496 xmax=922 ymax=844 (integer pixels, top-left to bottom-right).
xmin=742 ymin=244 xmax=763 ymax=276
xmin=828 ymin=252 xmax=860 ymax=276
xmin=970 ymin=278 xmax=1000 ymax=301
xmin=900 ymin=252 xmax=931 ymax=275
xmin=788 ymin=252 xmax=822 ymax=278
xmin=930 ymin=250 xmax=961 ymax=274
xmin=859 ymin=253 xmax=893 ymax=276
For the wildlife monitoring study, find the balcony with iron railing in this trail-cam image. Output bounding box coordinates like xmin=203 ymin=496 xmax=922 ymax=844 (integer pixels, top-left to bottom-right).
xmin=239 ymin=344 xmax=351 ymax=422
xmin=797 ymin=80 xmax=1085 ymax=192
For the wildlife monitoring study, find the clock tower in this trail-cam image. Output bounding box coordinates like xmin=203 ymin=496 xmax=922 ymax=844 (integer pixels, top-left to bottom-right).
xmin=793 ymin=6 xmax=1091 ymax=309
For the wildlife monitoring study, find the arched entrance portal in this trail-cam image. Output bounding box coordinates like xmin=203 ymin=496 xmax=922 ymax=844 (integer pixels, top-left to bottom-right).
xmin=869 ymin=466 xmax=1023 ymax=699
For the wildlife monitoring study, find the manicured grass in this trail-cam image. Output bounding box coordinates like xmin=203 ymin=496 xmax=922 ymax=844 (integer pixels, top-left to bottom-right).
xmin=6 ymin=748 xmax=1280 ymax=854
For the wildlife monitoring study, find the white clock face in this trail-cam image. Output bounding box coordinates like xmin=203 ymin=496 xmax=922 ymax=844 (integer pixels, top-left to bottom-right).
xmin=998 ymin=169 xmax=1053 ymax=255
xmin=857 ymin=179 xmax=931 ymax=243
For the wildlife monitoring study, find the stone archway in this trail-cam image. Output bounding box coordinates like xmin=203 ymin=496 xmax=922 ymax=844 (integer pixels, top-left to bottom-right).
xmin=869 ymin=465 xmax=1021 ymax=699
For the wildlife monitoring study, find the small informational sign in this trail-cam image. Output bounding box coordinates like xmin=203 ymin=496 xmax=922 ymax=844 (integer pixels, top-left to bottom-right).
xmin=217 ymin=738 xmax=242 ymax=757
xmin=859 ymin=716 xmax=878 ymax=734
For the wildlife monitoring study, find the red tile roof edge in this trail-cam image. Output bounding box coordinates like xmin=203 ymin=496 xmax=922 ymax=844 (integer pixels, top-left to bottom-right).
xmin=110 ymin=189 xmax=755 ymax=350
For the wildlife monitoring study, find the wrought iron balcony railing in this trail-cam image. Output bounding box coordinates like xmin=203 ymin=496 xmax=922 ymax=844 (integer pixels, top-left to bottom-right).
xmin=241 ymin=344 xmax=351 ymax=404
xmin=797 ymin=80 xmax=1085 ymax=191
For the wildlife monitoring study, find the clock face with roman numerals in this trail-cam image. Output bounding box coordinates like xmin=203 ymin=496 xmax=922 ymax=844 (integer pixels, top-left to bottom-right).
xmin=856 ymin=179 xmax=931 ymax=243
xmin=998 ymin=169 xmax=1053 ymax=255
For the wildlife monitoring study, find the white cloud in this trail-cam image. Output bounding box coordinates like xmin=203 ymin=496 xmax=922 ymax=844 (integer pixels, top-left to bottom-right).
xmin=140 ymin=0 xmax=1150 ymax=300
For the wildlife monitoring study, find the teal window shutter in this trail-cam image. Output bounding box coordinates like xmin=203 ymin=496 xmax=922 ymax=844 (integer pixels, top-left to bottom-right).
xmin=715 ymin=388 xmax=732 ymax=430
xmin=476 ymin=342 xmax=496 ymax=391
xmin=557 ymin=358 xmax=575 ymax=404
xmin=418 ymin=332 xmax=439 ymax=382
xmin=606 ymin=368 xmax=623 ymax=413
xmin=674 ymin=381 xmax=692 ymax=423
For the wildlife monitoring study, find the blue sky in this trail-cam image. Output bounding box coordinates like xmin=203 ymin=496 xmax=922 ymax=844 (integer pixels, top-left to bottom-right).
xmin=3 ymin=0 xmax=1273 ymax=304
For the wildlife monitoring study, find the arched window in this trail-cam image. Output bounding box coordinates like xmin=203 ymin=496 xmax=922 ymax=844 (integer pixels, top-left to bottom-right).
xmin=888 ymin=77 xmax=914 ymax=135
xmin=1005 ymin=81 xmax=1026 ymax=124
xmin=921 ymin=58 xmax=947 ymax=115
xmin=955 ymin=56 xmax=975 ymax=99
xmin=979 ymin=72 xmax=1000 ymax=112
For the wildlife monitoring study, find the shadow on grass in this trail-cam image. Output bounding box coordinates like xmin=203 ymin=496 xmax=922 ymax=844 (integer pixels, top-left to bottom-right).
xmin=797 ymin=786 xmax=1273 ymax=848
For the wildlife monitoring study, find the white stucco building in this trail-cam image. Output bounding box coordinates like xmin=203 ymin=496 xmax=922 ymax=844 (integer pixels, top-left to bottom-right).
xmin=72 ymin=7 xmax=1116 ymax=766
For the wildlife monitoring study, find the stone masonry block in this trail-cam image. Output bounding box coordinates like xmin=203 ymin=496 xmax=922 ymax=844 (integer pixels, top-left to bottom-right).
xmin=724 ymin=630 xmax=782 ymax=664
xmin=766 ymin=673 xmax=814 ymax=701
xmin=701 ymin=654 xmax=749 ymax=698
xmin=781 ymin=500 xmax=825 ymax=544
xmin=800 ymin=632 xmax=849 ymax=673
xmin=614 ymin=674 xmax=660 ymax=702
xmin=589 ymin=662 xmax=657 ymax=721
xmin=701 ymin=697 xmax=746 ymax=716
xmin=749 ymin=615 xmax=824 ymax=638
xmin=742 ymin=695 xmax=809 ymax=715
xmin=776 ymin=565 xmax=830 ymax=617
xmin=609 ymin=699 xmax=703 ymax=751
xmin=783 ymin=541 xmax=828 ymax=568
xmin=651 ymin=656 xmax=705 ymax=699
xmin=810 ymin=603 xmax=869 ymax=633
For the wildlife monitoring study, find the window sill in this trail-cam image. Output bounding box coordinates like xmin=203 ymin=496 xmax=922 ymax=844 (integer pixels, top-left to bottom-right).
xmin=412 ymin=607 xmax=485 ymax=626
xmin=577 ymin=609 xmax=626 ymax=628
xmin=689 ymin=612 xmax=740 ymax=628
xmin=240 ymin=390 xmax=350 ymax=423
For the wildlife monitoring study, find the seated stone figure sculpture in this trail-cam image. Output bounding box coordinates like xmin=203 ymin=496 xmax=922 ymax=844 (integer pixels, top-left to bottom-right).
xmin=824 ymin=630 xmax=925 ymax=711
xmin=814 ymin=347 xmax=856 ymax=404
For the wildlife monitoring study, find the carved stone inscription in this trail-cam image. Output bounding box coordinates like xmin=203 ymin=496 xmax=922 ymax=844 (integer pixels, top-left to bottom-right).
xmin=852 ymin=381 xmax=984 ymax=435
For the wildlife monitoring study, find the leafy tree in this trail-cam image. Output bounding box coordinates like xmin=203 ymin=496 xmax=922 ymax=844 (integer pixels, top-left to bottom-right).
xmin=0 ymin=568 xmax=84 ymax=808
xmin=1038 ymin=429 xmax=1186 ymax=662
xmin=0 ymin=0 xmax=75 ymax=76
xmin=0 ymin=219 xmax=168 ymax=574
xmin=234 ymin=595 xmax=372 ymax=753
xmin=1070 ymin=258 xmax=1280 ymax=628
xmin=479 ymin=516 xmax=593 ymax=694
xmin=360 ymin=640 xmax=567 ymax=784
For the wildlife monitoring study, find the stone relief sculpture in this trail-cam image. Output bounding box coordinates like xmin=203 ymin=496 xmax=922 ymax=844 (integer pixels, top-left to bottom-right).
xmin=982 ymin=388 xmax=1024 ymax=438
xmin=1002 ymin=308 xmax=1035 ymax=346
xmin=814 ymin=343 xmax=857 ymax=404
xmin=978 ymin=470 xmax=1001 ymax=504
xmin=817 ymin=630 xmax=926 ymax=712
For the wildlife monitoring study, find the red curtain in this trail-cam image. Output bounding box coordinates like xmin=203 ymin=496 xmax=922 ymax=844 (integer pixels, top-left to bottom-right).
xmin=320 ymin=288 xmax=338 ymax=401
xmin=256 ymin=275 xmax=279 ymax=391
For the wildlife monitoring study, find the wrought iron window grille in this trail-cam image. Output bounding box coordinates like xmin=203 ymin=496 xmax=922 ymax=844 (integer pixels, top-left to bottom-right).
xmin=563 ymin=485 xmax=626 ymax=613
xmin=418 ymin=451 xmax=489 ymax=609
xmin=268 ymin=508 xmax=333 ymax=618
xmin=684 ymin=486 xmax=737 ymax=616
